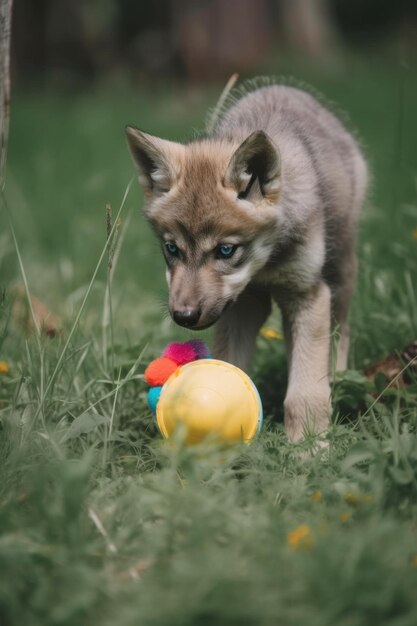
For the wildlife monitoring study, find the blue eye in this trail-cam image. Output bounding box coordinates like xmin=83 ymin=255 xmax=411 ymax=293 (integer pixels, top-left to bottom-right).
xmin=165 ymin=241 xmax=179 ymax=257
xmin=217 ymin=244 xmax=237 ymax=259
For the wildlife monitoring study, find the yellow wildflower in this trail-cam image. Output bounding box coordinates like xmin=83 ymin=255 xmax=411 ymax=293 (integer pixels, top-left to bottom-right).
xmin=260 ymin=327 xmax=283 ymax=340
xmin=0 ymin=361 xmax=9 ymax=374
xmin=344 ymin=491 xmax=373 ymax=505
xmin=288 ymin=524 xmax=314 ymax=550
xmin=411 ymin=555 xmax=417 ymax=567
xmin=340 ymin=511 xmax=352 ymax=522
xmin=412 ymin=228 xmax=417 ymax=241
xmin=310 ymin=490 xmax=322 ymax=502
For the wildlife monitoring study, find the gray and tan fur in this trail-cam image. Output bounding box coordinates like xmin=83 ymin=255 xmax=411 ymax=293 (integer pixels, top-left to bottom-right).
xmin=125 ymin=80 xmax=368 ymax=441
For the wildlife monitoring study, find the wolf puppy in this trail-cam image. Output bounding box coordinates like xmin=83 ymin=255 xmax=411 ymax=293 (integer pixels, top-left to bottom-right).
xmin=126 ymin=83 xmax=367 ymax=441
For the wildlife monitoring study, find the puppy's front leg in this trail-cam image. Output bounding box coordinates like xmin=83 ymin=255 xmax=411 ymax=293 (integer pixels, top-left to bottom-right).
xmin=277 ymin=282 xmax=332 ymax=442
xmin=213 ymin=284 xmax=271 ymax=372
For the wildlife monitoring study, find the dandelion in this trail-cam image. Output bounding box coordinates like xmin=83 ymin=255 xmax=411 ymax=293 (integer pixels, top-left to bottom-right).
xmin=310 ymin=490 xmax=322 ymax=502
xmin=340 ymin=511 xmax=352 ymax=522
xmin=260 ymin=327 xmax=283 ymax=340
xmin=411 ymin=555 xmax=417 ymax=567
xmin=287 ymin=524 xmax=314 ymax=550
xmin=344 ymin=491 xmax=373 ymax=505
xmin=412 ymin=228 xmax=417 ymax=241
xmin=0 ymin=361 xmax=9 ymax=374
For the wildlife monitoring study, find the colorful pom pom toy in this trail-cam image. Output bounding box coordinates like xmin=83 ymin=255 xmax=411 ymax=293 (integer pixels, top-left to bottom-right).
xmin=146 ymin=340 xmax=262 ymax=445
xmin=144 ymin=357 xmax=178 ymax=387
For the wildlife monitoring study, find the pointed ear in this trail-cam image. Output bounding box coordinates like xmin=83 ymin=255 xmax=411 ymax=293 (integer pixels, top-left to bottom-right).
xmin=225 ymin=131 xmax=281 ymax=203
xmin=125 ymin=126 xmax=184 ymax=195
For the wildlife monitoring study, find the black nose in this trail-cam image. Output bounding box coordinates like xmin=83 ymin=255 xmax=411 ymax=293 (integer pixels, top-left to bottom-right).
xmin=172 ymin=308 xmax=201 ymax=328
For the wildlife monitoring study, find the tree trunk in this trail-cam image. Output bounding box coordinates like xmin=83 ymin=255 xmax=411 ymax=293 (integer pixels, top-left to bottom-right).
xmin=279 ymin=0 xmax=339 ymax=60
xmin=172 ymin=0 xmax=270 ymax=83
xmin=0 ymin=0 xmax=13 ymax=185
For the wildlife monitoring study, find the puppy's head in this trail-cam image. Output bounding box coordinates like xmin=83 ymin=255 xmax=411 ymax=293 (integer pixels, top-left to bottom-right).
xmin=125 ymin=127 xmax=281 ymax=330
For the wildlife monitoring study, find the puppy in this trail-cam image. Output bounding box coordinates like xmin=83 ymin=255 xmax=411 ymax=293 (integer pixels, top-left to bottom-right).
xmin=125 ymin=81 xmax=368 ymax=441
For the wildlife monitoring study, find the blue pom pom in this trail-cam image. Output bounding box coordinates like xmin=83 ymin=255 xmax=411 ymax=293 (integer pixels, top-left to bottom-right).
xmin=148 ymin=386 xmax=162 ymax=414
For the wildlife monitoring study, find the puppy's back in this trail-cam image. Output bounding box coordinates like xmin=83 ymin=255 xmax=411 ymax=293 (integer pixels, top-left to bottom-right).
xmin=213 ymin=84 xmax=368 ymax=268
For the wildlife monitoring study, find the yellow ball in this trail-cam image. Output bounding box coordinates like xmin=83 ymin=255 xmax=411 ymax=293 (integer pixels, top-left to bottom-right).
xmin=156 ymin=359 xmax=262 ymax=445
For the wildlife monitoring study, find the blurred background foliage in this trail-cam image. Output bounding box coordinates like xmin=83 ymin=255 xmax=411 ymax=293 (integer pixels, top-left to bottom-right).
xmin=11 ymin=0 xmax=417 ymax=85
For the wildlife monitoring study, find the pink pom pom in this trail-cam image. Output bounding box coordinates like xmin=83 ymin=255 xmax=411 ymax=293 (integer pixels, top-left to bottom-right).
xmin=185 ymin=339 xmax=210 ymax=359
xmin=163 ymin=342 xmax=197 ymax=365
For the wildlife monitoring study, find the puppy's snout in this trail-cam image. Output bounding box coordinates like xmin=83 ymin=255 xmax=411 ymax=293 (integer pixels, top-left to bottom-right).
xmin=172 ymin=307 xmax=201 ymax=328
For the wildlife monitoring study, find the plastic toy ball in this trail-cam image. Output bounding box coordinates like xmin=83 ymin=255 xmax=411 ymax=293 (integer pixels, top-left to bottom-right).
xmin=156 ymin=359 xmax=262 ymax=445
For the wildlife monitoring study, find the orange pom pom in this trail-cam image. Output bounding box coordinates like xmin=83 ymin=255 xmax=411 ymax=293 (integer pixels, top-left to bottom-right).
xmin=145 ymin=357 xmax=178 ymax=386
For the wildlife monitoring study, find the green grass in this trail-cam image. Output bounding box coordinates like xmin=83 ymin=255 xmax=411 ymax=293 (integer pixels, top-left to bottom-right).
xmin=1 ymin=55 xmax=417 ymax=625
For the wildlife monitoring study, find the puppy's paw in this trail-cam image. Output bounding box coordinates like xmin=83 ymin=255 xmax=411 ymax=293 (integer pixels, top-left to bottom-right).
xmin=284 ymin=388 xmax=331 ymax=443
